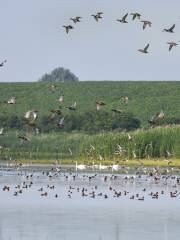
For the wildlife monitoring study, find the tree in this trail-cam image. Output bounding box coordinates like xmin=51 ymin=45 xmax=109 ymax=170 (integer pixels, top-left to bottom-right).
xmin=39 ymin=67 xmax=79 ymax=82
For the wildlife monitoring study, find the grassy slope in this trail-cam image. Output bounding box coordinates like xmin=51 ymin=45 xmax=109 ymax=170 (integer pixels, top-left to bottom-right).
xmin=0 ymin=81 xmax=179 ymax=126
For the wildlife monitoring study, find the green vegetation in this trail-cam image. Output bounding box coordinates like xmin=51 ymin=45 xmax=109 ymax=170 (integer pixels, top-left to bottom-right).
xmin=39 ymin=67 xmax=79 ymax=82
xmin=0 ymin=127 xmax=179 ymax=164
xmin=0 ymin=81 xmax=179 ymax=128
xmin=0 ymin=81 xmax=179 ymax=165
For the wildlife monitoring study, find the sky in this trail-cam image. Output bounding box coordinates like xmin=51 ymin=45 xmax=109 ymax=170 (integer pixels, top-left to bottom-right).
xmin=0 ymin=0 xmax=180 ymax=82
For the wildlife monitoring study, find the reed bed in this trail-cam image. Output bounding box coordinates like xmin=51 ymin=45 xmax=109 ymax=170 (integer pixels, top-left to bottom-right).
xmin=0 ymin=126 xmax=179 ymax=163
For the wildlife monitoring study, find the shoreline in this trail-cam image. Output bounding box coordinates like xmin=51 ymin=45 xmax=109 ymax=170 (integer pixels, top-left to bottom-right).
xmin=1 ymin=158 xmax=180 ymax=167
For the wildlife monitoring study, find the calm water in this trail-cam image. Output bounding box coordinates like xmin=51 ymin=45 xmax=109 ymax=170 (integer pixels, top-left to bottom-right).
xmin=0 ymin=167 xmax=180 ymax=240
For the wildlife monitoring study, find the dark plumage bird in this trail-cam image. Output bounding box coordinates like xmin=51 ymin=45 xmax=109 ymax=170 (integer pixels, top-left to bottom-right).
xmin=141 ymin=20 xmax=152 ymax=30
xmin=91 ymin=12 xmax=103 ymax=22
xmin=131 ymin=13 xmax=141 ymax=21
xmin=70 ymin=16 xmax=82 ymax=24
xmin=18 ymin=135 xmax=30 ymax=143
xmin=167 ymin=42 xmax=178 ymax=51
xmin=117 ymin=13 xmax=128 ymax=23
xmin=112 ymin=109 xmax=123 ymax=114
xmin=138 ymin=44 xmax=150 ymax=54
xmin=0 ymin=60 xmax=7 ymax=67
xmin=62 ymin=25 xmax=73 ymax=34
xmin=163 ymin=24 xmax=175 ymax=33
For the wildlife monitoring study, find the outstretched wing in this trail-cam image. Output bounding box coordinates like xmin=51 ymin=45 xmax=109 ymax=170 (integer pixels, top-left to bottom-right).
xmin=169 ymin=24 xmax=175 ymax=31
xmin=144 ymin=44 xmax=149 ymax=51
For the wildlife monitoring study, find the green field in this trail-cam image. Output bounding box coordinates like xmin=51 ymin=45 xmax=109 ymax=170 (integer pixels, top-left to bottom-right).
xmin=0 ymin=81 xmax=179 ymax=126
xmin=0 ymin=81 xmax=179 ymax=165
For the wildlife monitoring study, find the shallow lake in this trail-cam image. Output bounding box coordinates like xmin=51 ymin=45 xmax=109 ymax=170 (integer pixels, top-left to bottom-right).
xmin=0 ymin=166 xmax=180 ymax=240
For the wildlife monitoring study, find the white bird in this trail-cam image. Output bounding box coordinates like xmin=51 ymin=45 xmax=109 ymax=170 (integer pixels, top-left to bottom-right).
xmin=0 ymin=128 xmax=4 ymax=135
xmin=58 ymin=95 xmax=64 ymax=103
xmin=112 ymin=164 xmax=120 ymax=171
xmin=57 ymin=117 xmax=64 ymax=128
xmin=24 ymin=110 xmax=38 ymax=121
xmin=99 ymin=162 xmax=108 ymax=170
xmin=75 ymin=161 xmax=86 ymax=170
xmin=7 ymin=97 xmax=16 ymax=104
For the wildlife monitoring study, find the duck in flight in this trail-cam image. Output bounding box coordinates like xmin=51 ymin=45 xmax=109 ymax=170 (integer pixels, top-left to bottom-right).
xmin=91 ymin=12 xmax=103 ymax=22
xmin=117 ymin=13 xmax=128 ymax=23
xmin=66 ymin=102 xmax=77 ymax=110
xmin=163 ymin=24 xmax=175 ymax=33
xmin=62 ymin=25 xmax=73 ymax=34
xmin=96 ymin=101 xmax=106 ymax=111
xmin=0 ymin=60 xmax=7 ymax=67
xmin=141 ymin=20 xmax=152 ymax=30
xmin=167 ymin=42 xmax=178 ymax=51
xmin=131 ymin=13 xmax=141 ymax=21
xmin=138 ymin=44 xmax=150 ymax=54
xmin=70 ymin=16 xmax=82 ymax=24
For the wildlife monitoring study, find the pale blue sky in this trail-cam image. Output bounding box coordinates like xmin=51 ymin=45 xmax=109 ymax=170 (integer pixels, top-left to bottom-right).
xmin=0 ymin=0 xmax=180 ymax=82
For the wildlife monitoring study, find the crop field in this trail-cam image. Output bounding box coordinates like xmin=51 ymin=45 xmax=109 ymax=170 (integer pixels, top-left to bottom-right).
xmin=0 ymin=81 xmax=179 ymax=126
xmin=0 ymin=81 xmax=179 ymax=164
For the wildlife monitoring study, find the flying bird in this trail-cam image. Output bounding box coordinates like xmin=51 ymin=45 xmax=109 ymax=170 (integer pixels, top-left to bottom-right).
xmin=0 ymin=128 xmax=4 ymax=136
xmin=48 ymin=84 xmax=57 ymax=93
xmin=91 ymin=12 xmax=103 ymax=22
xmin=49 ymin=109 xmax=62 ymax=121
xmin=117 ymin=13 xmax=128 ymax=23
xmin=141 ymin=20 xmax=152 ymax=30
xmin=167 ymin=42 xmax=178 ymax=51
xmin=24 ymin=110 xmax=39 ymax=126
xmin=96 ymin=101 xmax=106 ymax=111
xmin=57 ymin=117 xmax=65 ymax=128
xmin=138 ymin=44 xmax=150 ymax=54
xmin=66 ymin=102 xmax=77 ymax=110
xmin=112 ymin=109 xmax=123 ymax=114
xmin=18 ymin=135 xmax=30 ymax=143
xmin=131 ymin=13 xmax=141 ymax=21
xmin=163 ymin=24 xmax=175 ymax=33
xmin=0 ymin=60 xmax=7 ymax=67
xmin=5 ymin=97 xmax=16 ymax=104
xmin=62 ymin=25 xmax=73 ymax=34
xmin=58 ymin=95 xmax=64 ymax=103
xmin=70 ymin=16 xmax=82 ymax=24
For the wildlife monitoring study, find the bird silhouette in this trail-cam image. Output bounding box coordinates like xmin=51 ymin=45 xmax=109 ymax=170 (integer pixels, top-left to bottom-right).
xmin=138 ymin=44 xmax=150 ymax=54
xmin=117 ymin=13 xmax=128 ymax=23
xmin=163 ymin=24 xmax=175 ymax=33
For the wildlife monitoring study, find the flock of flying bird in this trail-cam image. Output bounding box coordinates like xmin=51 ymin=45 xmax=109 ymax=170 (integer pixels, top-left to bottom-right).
xmin=62 ymin=11 xmax=180 ymax=53
xmin=0 ymin=84 xmax=166 ymax=144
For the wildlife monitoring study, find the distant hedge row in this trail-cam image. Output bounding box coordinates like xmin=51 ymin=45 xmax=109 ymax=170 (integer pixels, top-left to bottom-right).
xmin=0 ymin=111 xmax=141 ymax=133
